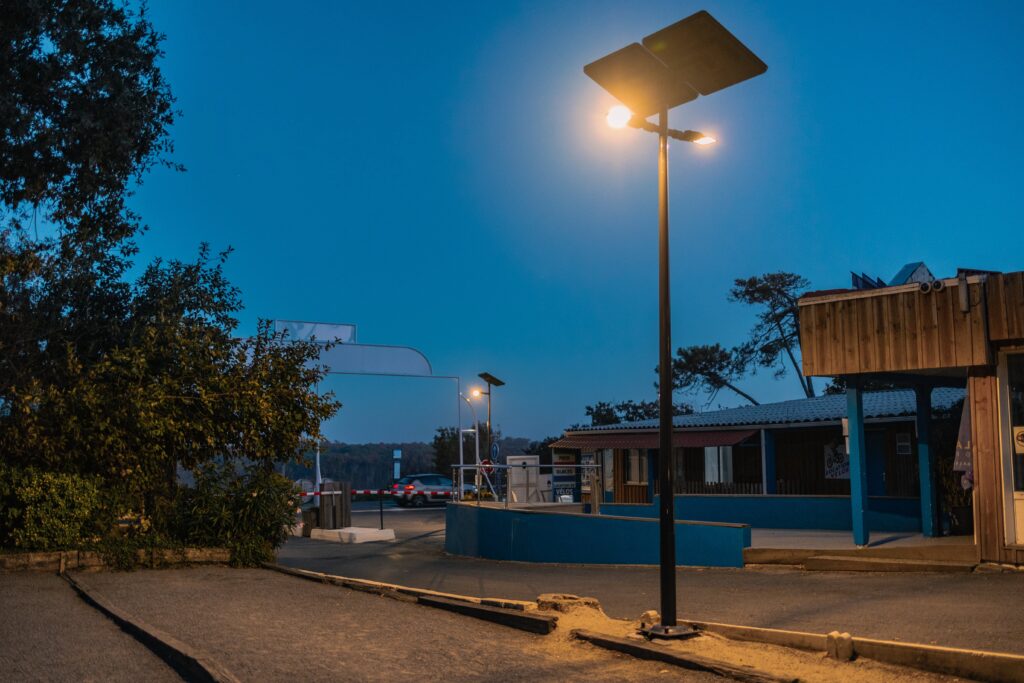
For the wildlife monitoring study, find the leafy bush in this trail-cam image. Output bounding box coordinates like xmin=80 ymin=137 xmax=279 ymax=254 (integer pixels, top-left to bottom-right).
xmin=175 ymin=463 xmax=299 ymax=566
xmin=0 ymin=466 xmax=103 ymax=550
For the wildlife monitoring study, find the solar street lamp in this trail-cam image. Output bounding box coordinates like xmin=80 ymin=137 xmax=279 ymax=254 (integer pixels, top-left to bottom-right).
xmin=477 ymin=372 xmax=505 ymax=462
xmin=584 ymin=10 xmax=766 ymax=639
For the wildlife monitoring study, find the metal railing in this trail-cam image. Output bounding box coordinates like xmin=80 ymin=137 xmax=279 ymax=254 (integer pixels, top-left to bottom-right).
xmin=450 ymin=463 xmax=603 ymax=511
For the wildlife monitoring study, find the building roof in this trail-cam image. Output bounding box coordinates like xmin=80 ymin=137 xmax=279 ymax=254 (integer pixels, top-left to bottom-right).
xmin=569 ymin=388 xmax=965 ymax=433
xmin=889 ymin=261 xmax=933 ymax=286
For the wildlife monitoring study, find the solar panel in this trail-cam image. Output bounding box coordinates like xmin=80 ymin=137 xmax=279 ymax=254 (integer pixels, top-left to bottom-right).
xmin=642 ymin=10 xmax=767 ymax=97
xmin=583 ymin=43 xmax=697 ymax=117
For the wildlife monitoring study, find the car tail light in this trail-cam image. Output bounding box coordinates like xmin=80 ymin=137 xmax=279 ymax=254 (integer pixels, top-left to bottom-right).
xmin=404 ymin=484 xmax=415 ymax=491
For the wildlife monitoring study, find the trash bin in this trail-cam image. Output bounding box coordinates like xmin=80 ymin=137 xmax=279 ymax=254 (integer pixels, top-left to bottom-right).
xmin=301 ymin=509 xmax=318 ymax=537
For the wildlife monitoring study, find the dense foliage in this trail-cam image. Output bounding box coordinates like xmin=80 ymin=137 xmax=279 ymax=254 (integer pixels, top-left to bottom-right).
xmin=0 ymin=464 xmax=103 ymax=550
xmin=0 ymin=0 xmax=338 ymax=565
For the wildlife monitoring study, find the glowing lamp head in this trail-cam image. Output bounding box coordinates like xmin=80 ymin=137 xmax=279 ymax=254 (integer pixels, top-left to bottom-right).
xmin=471 ymin=389 xmax=482 ymax=398
xmin=693 ymin=135 xmax=716 ymax=146
xmin=606 ymin=105 xmax=633 ymax=129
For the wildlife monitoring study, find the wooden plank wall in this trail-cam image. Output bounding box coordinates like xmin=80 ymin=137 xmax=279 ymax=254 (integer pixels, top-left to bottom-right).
xmin=968 ymin=371 xmax=1024 ymax=565
xmin=985 ymin=272 xmax=1024 ymax=342
xmin=800 ymin=280 xmax=990 ymax=376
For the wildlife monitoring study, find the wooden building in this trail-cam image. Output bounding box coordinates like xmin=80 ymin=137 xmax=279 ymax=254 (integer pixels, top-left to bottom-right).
xmin=799 ymin=269 xmax=1024 ymax=564
xmin=550 ymin=388 xmax=964 ymax=533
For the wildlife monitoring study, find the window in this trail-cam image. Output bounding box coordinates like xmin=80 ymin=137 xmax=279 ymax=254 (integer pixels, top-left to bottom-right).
xmin=626 ymin=449 xmax=648 ymax=484
xmin=704 ymin=446 xmax=734 ymax=484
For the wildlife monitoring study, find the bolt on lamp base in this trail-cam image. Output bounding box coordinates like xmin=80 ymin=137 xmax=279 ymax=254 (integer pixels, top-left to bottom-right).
xmin=641 ymin=623 xmax=699 ymax=640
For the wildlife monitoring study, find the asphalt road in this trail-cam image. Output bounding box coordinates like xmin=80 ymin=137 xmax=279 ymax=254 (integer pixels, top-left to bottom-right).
xmin=81 ymin=567 xmax=718 ymax=682
xmin=0 ymin=574 xmax=182 ymax=682
xmin=279 ymin=507 xmax=1024 ymax=655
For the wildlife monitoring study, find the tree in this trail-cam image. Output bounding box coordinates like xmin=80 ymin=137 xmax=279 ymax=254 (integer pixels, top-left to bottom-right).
xmin=1 ymin=0 xmax=178 ymax=242
xmin=729 ymin=272 xmax=814 ymax=397
xmin=524 ymin=436 xmax=560 ymax=465
xmin=822 ymin=377 xmax=898 ymax=395
xmin=584 ymin=399 xmax=693 ymax=426
xmin=0 ymin=1 xmax=339 ymax=541
xmin=431 ymin=424 xmax=499 ymax=475
xmin=668 ymin=343 xmax=760 ymax=406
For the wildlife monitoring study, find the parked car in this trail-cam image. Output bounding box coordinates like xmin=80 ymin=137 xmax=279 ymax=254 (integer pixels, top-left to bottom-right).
xmin=391 ymin=474 xmax=475 ymax=506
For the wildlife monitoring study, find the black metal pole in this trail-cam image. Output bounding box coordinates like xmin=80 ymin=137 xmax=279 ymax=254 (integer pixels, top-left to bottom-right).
xmin=643 ymin=108 xmax=694 ymax=641
xmin=656 ymin=107 xmax=677 ymax=629
xmin=485 ymin=386 xmax=492 ymax=460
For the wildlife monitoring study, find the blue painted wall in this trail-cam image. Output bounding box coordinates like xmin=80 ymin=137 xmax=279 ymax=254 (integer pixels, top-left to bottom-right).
xmin=600 ymin=495 xmax=921 ymax=533
xmin=445 ymin=504 xmax=750 ymax=568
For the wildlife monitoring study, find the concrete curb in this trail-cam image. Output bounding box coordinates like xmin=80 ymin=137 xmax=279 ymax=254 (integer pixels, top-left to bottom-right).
xmin=0 ymin=548 xmax=230 ymax=573
xmin=571 ymin=629 xmax=793 ymax=683
xmin=63 ymin=572 xmax=240 ymax=683
xmin=261 ymin=562 xmax=538 ymax=611
xmin=804 ymin=555 xmax=976 ymax=573
xmin=417 ymin=595 xmax=557 ymax=635
xmin=681 ymin=619 xmax=1024 ymax=683
xmin=682 ymin=620 xmax=827 ymax=652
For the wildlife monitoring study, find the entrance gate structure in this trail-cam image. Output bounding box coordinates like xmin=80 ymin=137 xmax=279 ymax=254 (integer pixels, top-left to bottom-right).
xmin=798 ymin=270 xmax=1024 ymax=564
xmin=273 ymin=320 xmax=476 ymax=501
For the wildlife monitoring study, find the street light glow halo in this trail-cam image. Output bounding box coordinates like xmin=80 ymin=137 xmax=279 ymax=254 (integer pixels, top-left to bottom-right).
xmin=607 ymin=105 xmax=632 ymax=128
xmin=694 ymin=135 xmax=716 ymax=145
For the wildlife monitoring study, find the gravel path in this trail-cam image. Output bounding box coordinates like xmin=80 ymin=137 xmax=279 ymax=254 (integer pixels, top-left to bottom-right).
xmin=81 ymin=567 xmax=717 ymax=682
xmin=0 ymin=574 xmax=181 ymax=682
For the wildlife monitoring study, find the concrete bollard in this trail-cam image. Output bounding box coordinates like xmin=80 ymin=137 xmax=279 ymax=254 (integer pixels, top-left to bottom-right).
xmin=827 ymin=631 xmax=854 ymax=661
xmin=639 ymin=610 xmax=660 ymax=630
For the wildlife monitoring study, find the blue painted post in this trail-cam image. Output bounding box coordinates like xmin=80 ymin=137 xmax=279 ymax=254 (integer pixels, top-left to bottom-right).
xmin=647 ymin=448 xmax=657 ymax=504
xmin=846 ymin=386 xmax=870 ymax=546
xmin=916 ymin=387 xmax=936 ymax=537
xmin=761 ymin=429 xmax=777 ymax=494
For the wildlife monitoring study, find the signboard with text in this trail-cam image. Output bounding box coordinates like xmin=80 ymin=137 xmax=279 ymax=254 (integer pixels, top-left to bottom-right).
xmin=552 ymin=451 xmax=578 ymax=501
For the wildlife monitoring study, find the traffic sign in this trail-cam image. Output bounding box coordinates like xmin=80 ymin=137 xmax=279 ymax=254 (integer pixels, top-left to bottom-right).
xmin=480 ymin=459 xmax=495 ymax=475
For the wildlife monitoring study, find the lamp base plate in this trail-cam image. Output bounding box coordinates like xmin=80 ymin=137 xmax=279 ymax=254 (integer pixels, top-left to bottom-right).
xmin=641 ymin=623 xmax=699 ymax=640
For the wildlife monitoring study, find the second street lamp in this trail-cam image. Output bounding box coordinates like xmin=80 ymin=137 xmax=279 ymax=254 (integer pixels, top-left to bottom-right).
xmin=584 ymin=10 xmax=765 ymax=639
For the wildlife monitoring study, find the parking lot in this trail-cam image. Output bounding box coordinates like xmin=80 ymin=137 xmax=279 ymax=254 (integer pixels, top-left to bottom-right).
xmin=279 ymin=505 xmax=1024 ymax=655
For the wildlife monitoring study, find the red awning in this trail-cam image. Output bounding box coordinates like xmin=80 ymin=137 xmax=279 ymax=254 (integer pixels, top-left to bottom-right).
xmin=549 ymin=429 xmax=757 ymax=451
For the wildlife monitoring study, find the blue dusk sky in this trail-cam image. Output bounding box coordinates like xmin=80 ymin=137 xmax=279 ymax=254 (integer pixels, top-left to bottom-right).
xmin=131 ymin=1 xmax=1024 ymax=444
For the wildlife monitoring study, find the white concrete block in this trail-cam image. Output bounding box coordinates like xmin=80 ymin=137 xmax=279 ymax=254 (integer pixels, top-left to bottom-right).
xmin=309 ymin=527 xmax=395 ymax=544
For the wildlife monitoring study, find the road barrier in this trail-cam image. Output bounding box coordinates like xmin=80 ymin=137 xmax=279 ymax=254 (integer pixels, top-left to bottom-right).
xmin=298 ymin=489 xmax=454 ymax=497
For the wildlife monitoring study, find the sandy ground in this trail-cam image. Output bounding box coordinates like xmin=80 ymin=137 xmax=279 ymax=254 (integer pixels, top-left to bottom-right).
xmin=546 ymin=602 xmax=973 ymax=683
xmin=79 ymin=566 xmax=719 ymax=682
xmin=0 ymin=574 xmax=181 ymax=682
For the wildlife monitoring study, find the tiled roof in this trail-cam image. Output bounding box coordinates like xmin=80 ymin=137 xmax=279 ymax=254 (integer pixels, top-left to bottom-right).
xmin=570 ymin=388 xmax=965 ymax=432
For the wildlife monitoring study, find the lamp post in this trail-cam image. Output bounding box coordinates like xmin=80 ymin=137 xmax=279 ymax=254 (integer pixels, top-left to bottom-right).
xmin=584 ymin=10 xmax=765 ymax=639
xmin=475 ymin=372 xmax=505 ymax=462
xmin=459 ymin=391 xmax=481 ymax=497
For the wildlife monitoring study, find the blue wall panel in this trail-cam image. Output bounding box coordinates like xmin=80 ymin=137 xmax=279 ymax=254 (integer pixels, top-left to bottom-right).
xmin=445 ymin=504 xmax=749 ymax=568
xmin=600 ymin=495 xmax=921 ymax=533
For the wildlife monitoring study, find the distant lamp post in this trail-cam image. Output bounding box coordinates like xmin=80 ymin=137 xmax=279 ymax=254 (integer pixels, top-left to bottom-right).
xmin=458 ymin=391 xmax=481 ymax=498
xmin=476 ymin=372 xmax=505 ymax=461
xmin=584 ymin=10 xmax=765 ymax=639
